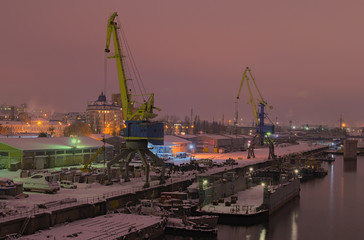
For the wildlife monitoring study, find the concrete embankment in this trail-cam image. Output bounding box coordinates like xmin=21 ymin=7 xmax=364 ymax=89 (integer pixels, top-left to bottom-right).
xmin=0 ymin=180 xmax=192 ymax=238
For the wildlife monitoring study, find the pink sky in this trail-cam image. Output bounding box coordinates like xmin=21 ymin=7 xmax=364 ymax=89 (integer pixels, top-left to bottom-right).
xmin=1 ymin=1 xmax=364 ymax=127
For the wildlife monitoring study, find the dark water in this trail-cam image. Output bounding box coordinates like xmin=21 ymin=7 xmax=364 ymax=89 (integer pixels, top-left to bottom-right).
xmin=165 ymin=156 xmax=364 ymax=240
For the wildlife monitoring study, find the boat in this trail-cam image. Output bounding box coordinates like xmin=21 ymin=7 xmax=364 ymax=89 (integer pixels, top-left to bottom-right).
xmin=187 ymin=215 xmax=218 ymax=228
xmin=197 ymin=178 xmax=301 ymax=225
xmin=263 ymin=178 xmax=300 ymax=214
xmin=165 ymin=216 xmax=218 ymax=238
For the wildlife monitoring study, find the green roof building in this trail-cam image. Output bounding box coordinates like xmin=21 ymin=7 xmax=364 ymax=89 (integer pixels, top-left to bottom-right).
xmin=0 ymin=137 xmax=112 ymax=170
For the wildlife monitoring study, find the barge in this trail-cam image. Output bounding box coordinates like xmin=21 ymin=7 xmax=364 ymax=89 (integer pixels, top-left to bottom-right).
xmin=198 ymin=178 xmax=300 ymax=225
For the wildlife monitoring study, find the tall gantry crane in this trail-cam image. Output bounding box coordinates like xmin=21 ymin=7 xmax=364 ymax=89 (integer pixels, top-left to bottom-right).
xmin=236 ymin=67 xmax=275 ymax=159
xmin=104 ymin=12 xmax=165 ymax=187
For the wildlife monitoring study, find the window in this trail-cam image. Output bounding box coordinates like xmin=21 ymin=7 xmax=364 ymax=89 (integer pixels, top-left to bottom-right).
xmin=35 ymin=152 xmax=45 ymax=156
xmin=0 ymin=152 xmax=9 ymax=157
xmin=31 ymin=175 xmax=43 ymax=179
xmin=56 ymin=151 xmax=65 ymax=154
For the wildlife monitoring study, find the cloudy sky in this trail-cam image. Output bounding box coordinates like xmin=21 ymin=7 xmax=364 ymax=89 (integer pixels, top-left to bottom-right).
xmin=1 ymin=0 xmax=363 ymax=127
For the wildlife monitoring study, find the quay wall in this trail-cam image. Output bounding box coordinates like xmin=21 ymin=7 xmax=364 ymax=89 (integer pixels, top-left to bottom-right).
xmin=0 ymin=180 xmax=192 ymax=238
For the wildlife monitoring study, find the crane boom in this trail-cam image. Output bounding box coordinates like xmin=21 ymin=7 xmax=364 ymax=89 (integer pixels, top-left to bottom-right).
xmin=105 ymin=12 xmax=160 ymax=122
xmin=104 ymin=12 xmax=163 ymax=145
xmin=105 ymin=12 xmax=131 ymax=121
xmin=236 ymin=67 xmax=274 ymax=135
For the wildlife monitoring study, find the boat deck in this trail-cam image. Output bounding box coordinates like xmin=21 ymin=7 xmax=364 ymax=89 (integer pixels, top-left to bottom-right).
xmin=19 ymin=213 xmax=165 ymax=240
xmin=200 ymin=185 xmax=264 ymax=215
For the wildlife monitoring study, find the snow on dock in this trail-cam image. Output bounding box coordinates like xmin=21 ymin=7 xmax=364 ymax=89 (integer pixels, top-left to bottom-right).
xmin=200 ymin=185 xmax=264 ymax=214
xmin=19 ymin=213 xmax=165 ymax=240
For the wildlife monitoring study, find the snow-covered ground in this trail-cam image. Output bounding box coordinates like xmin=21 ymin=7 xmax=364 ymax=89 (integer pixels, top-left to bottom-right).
xmin=19 ymin=213 xmax=164 ymax=240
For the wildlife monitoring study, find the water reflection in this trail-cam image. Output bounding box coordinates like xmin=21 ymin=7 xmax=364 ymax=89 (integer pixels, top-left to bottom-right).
xmin=259 ymin=228 xmax=266 ymax=240
xmin=167 ymin=156 xmax=364 ymax=240
xmin=343 ymin=160 xmax=357 ymax=172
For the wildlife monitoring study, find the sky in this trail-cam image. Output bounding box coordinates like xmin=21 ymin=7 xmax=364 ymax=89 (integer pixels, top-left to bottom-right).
xmin=1 ymin=0 xmax=364 ymax=127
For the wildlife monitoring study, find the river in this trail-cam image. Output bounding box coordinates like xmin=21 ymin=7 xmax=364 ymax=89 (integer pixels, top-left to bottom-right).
xmin=164 ymin=156 xmax=364 ymax=240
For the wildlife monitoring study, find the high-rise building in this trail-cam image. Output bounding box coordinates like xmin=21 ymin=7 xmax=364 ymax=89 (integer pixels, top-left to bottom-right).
xmin=86 ymin=92 xmax=123 ymax=135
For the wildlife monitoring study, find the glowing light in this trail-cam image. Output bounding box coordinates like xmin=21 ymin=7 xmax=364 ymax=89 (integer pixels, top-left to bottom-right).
xmin=342 ymin=123 xmax=346 ymax=128
xmin=37 ymin=121 xmax=41 ymax=125
xmin=261 ymin=182 xmax=265 ymax=187
xmin=294 ymin=169 xmax=299 ymax=174
xmin=71 ymin=138 xmax=80 ymax=144
xmin=249 ymin=167 xmax=253 ymax=172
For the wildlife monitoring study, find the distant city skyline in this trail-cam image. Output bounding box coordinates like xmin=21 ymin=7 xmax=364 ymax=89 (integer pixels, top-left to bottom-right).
xmin=1 ymin=1 xmax=364 ymax=127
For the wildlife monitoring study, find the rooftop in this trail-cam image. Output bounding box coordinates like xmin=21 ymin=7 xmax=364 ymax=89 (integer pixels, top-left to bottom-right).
xmin=0 ymin=136 xmax=112 ymax=151
xmin=164 ymin=135 xmax=192 ymax=144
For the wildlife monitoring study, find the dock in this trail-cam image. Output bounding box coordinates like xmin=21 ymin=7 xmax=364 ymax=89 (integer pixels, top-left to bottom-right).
xmin=0 ymin=143 xmax=327 ymax=238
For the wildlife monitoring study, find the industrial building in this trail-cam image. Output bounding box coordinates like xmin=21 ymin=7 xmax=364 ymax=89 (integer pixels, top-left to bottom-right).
xmin=0 ymin=137 xmax=112 ymax=170
xmin=196 ymin=134 xmax=247 ymax=153
xmin=149 ymin=135 xmax=193 ymax=158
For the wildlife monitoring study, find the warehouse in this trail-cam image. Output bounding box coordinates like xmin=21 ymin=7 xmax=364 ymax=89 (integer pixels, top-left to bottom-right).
xmin=0 ymin=137 xmax=113 ymax=170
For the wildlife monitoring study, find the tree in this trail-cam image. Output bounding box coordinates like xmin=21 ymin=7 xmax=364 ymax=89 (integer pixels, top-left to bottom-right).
xmin=48 ymin=127 xmax=55 ymax=136
xmin=64 ymin=121 xmax=92 ymax=137
xmin=0 ymin=125 xmax=11 ymax=134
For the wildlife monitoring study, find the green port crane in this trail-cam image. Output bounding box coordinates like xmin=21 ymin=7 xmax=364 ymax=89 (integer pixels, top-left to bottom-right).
xmin=104 ymin=12 xmax=165 ymax=187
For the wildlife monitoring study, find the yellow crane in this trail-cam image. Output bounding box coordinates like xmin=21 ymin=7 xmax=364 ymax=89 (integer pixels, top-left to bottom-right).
xmin=236 ymin=67 xmax=273 ymax=131
xmin=236 ymin=67 xmax=275 ymax=159
xmin=104 ymin=12 xmax=165 ymax=187
xmin=105 ymin=12 xmax=161 ymax=123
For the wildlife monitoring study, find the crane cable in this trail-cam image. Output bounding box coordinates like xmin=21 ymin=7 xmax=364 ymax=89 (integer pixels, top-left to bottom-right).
xmin=103 ymin=54 xmax=108 ymax=98
xmin=116 ymin=16 xmax=147 ymax=102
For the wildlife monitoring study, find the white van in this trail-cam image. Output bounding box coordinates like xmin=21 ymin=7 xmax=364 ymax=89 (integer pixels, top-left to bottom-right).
xmin=16 ymin=173 xmax=60 ymax=194
xmin=60 ymin=180 xmax=77 ymax=189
